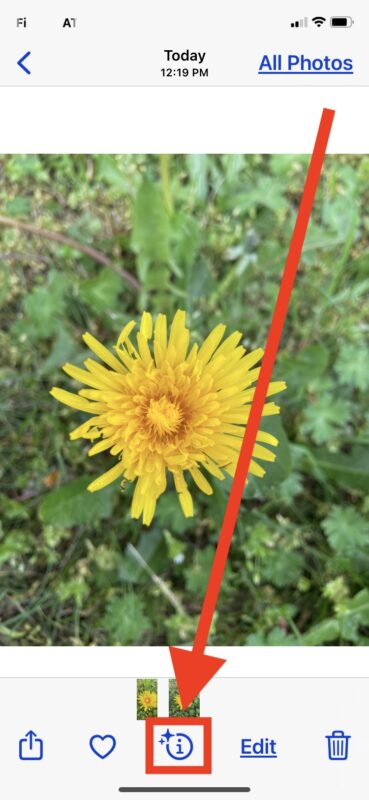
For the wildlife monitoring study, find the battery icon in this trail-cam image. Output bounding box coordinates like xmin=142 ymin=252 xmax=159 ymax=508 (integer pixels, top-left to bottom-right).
xmin=330 ymin=16 xmax=354 ymax=27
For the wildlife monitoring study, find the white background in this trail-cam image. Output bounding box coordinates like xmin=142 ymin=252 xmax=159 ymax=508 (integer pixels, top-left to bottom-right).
xmin=0 ymin=88 xmax=368 ymax=152
xmin=0 ymin=647 xmax=368 ymax=678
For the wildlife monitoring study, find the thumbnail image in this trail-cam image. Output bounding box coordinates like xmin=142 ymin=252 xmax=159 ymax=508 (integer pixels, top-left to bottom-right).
xmin=1 ymin=154 xmax=368 ymax=647
xmin=169 ymin=679 xmax=200 ymax=717
xmin=137 ymin=678 xmax=158 ymax=719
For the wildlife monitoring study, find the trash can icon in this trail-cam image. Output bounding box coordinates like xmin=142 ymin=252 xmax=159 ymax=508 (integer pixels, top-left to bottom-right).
xmin=326 ymin=730 xmax=351 ymax=761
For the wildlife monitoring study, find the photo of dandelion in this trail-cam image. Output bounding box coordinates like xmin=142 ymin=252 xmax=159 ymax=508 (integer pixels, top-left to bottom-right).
xmin=1 ymin=154 xmax=369 ymax=647
xmin=136 ymin=678 xmax=158 ymax=720
xmin=50 ymin=309 xmax=285 ymax=525
xmin=169 ymin=679 xmax=200 ymax=717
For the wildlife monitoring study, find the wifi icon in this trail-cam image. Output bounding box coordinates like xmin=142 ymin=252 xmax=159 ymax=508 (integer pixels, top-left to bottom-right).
xmin=312 ymin=16 xmax=326 ymax=27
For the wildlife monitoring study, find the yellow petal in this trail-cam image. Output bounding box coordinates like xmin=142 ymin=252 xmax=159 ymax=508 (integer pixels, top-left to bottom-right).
xmin=131 ymin=478 xmax=145 ymax=518
xmin=69 ymin=416 xmax=101 ymax=440
xmin=168 ymin=310 xmax=187 ymax=349
xmin=154 ymin=313 xmax=168 ymax=366
xmin=88 ymin=436 xmax=118 ymax=457
xmin=50 ymin=387 xmax=96 ymax=413
xmin=113 ymin=346 xmax=135 ymax=371
xmin=262 ymin=402 xmax=280 ymax=416
xmin=137 ymin=332 xmax=153 ymax=365
xmin=178 ymin=489 xmax=194 ymax=517
xmin=190 ymin=467 xmax=213 ymax=495
xmin=173 ymin=471 xmax=187 ymax=493
xmin=215 ymin=330 xmax=243 ymax=356
xmin=202 ymin=459 xmax=225 ymax=480
xmin=267 ymin=380 xmax=287 ymax=395
xmin=78 ymin=389 xmax=103 ymax=400
xmin=241 ymin=347 xmax=264 ymax=370
xmin=252 ymin=443 xmax=276 ymax=462
xmin=256 ymin=430 xmax=278 ymax=447
xmin=198 ymin=324 xmax=226 ymax=364
xmin=248 ymin=459 xmax=266 ymax=478
xmin=87 ymin=460 xmax=125 ymax=492
xmin=110 ymin=443 xmax=123 ymax=456
xmin=142 ymin=497 xmax=156 ymax=526
xmin=116 ymin=320 xmax=136 ymax=348
xmin=84 ymin=359 xmax=123 ymax=388
xmin=243 ymin=380 xmax=286 ymax=403
xmin=83 ymin=332 xmax=126 ymax=373
xmin=140 ymin=311 xmax=153 ymax=340
xmin=63 ymin=362 xmax=109 ymax=390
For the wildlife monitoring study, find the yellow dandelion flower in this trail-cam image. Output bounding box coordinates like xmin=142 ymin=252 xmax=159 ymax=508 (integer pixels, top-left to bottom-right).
xmin=50 ymin=310 xmax=286 ymax=526
xmin=175 ymin=692 xmax=183 ymax=710
xmin=138 ymin=690 xmax=157 ymax=710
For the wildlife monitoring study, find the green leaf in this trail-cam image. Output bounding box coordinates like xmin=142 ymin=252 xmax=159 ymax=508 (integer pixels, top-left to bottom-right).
xmin=171 ymin=213 xmax=201 ymax=271
xmin=307 ymin=446 xmax=369 ymax=492
xmin=262 ymin=549 xmax=304 ymax=588
xmin=338 ymin=590 xmax=369 ymax=643
xmin=0 ymin=531 xmax=35 ymax=565
xmin=303 ymin=619 xmax=340 ymax=645
xmin=96 ymin=155 xmax=129 ymax=191
xmin=0 ymin=264 xmax=10 ymax=308
xmin=164 ymin=530 xmax=186 ymax=561
xmin=5 ymin=197 xmax=31 ymax=217
xmin=119 ymin=531 xmax=167 ymax=584
xmin=185 ymin=546 xmax=215 ymax=594
xmin=5 ymin=155 xmax=48 ymax=181
xmin=22 ymin=270 xmax=69 ymax=340
xmin=57 ymin=576 xmax=89 ymax=606
xmin=185 ymin=258 xmax=215 ymax=304
xmin=279 ymin=472 xmax=304 ymax=502
xmin=79 ymin=268 xmax=122 ymax=314
xmin=279 ymin=344 xmax=329 ymax=392
xmin=102 ymin=593 xmax=149 ymax=644
xmin=156 ymin=491 xmax=194 ymax=534
xmin=247 ymin=628 xmax=298 ymax=646
xmin=335 ymin=343 xmax=369 ymax=391
xmin=301 ymin=395 xmax=351 ymax=444
xmin=231 ymin=176 xmax=289 ymax=214
xmin=39 ymin=328 xmax=76 ymax=375
xmin=0 ymin=493 xmax=29 ymax=521
xmin=132 ymin=180 xmax=170 ymax=281
xmin=39 ymin=476 xmax=117 ymax=527
xmin=186 ymin=155 xmax=209 ymax=201
xmin=322 ymin=506 xmax=369 ymax=554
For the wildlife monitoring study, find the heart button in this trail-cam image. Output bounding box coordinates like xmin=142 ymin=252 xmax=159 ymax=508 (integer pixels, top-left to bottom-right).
xmin=89 ymin=734 xmax=117 ymax=759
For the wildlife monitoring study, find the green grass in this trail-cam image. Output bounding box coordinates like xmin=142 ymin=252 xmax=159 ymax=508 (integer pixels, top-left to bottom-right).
xmin=1 ymin=153 xmax=369 ymax=647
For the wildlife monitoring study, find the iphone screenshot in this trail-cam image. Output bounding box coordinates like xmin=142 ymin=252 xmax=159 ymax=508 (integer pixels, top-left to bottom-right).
xmin=0 ymin=1 xmax=368 ymax=798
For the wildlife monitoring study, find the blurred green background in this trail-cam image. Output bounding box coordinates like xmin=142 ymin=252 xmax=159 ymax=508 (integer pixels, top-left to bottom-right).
xmin=1 ymin=154 xmax=369 ymax=647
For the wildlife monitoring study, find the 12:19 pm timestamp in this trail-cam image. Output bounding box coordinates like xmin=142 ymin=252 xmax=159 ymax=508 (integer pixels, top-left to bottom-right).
xmin=161 ymin=68 xmax=209 ymax=77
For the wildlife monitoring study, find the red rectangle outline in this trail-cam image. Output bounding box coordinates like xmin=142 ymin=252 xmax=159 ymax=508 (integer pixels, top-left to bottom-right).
xmin=145 ymin=716 xmax=212 ymax=774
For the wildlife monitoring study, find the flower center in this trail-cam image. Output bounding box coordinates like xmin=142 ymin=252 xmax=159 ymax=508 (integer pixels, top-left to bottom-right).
xmin=146 ymin=396 xmax=183 ymax=437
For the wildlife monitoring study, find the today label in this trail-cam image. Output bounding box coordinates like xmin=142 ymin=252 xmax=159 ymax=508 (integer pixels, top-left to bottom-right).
xmin=164 ymin=50 xmax=206 ymax=64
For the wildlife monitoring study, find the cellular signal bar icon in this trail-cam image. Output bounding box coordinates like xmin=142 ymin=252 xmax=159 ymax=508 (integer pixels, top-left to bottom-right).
xmin=291 ymin=17 xmax=308 ymax=28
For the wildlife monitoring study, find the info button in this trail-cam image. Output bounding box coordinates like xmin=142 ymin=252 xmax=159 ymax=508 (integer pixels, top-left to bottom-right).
xmin=146 ymin=717 xmax=212 ymax=774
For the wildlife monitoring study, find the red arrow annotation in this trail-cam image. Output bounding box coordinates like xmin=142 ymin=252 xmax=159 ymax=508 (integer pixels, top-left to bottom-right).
xmin=170 ymin=107 xmax=335 ymax=710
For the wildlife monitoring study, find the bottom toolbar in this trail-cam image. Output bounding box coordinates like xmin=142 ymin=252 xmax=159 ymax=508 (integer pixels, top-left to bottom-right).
xmin=2 ymin=676 xmax=368 ymax=799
